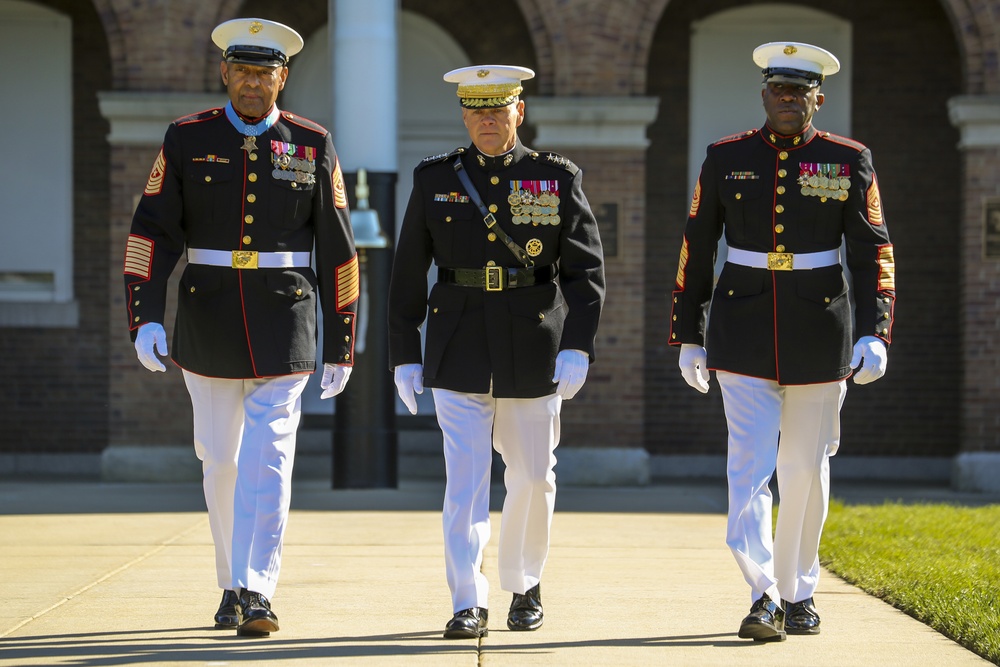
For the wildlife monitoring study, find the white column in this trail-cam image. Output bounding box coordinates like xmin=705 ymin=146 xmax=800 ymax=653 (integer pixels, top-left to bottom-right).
xmin=331 ymin=0 xmax=398 ymax=172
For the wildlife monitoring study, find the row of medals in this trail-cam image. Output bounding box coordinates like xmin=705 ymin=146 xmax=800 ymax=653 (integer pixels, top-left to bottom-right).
xmin=508 ymin=190 xmax=561 ymax=225
xmin=798 ymin=174 xmax=851 ymax=201
xmin=272 ymin=151 xmax=316 ymax=185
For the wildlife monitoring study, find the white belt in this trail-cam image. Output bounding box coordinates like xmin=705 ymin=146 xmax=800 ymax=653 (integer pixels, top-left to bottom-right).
xmin=726 ymin=247 xmax=840 ymax=271
xmin=187 ymin=248 xmax=311 ymax=269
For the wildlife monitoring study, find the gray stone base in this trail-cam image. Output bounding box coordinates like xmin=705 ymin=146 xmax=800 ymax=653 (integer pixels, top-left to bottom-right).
xmin=952 ymin=452 xmax=1000 ymax=492
xmin=555 ymin=447 xmax=650 ymax=486
xmin=93 ymin=436 xmax=652 ymax=487
xmin=650 ymin=455 xmax=953 ymax=484
xmin=0 ymin=452 xmax=101 ymax=479
xmin=101 ymin=446 xmax=202 ymax=483
xmin=0 ymin=440 xmax=978 ymax=491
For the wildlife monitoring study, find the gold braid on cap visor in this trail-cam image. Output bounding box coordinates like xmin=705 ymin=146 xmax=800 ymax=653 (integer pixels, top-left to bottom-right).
xmin=458 ymin=82 xmax=522 ymax=108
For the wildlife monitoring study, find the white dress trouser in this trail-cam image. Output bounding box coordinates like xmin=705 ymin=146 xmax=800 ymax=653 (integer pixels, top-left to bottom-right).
xmin=432 ymin=387 xmax=562 ymax=613
xmin=716 ymin=371 xmax=847 ymax=605
xmin=183 ymin=370 xmax=309 ymax=600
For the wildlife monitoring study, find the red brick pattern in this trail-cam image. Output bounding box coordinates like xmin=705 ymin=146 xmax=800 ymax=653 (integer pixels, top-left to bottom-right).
xmin=961 ymin=147 xmax=1000 ymax=451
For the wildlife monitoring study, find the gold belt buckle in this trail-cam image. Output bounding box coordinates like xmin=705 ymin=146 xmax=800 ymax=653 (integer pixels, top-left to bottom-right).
xmin=232 ymin=250 xmax=258 ymax=269
xmin=767 ymin=252 xmax=793 ymax=271
xmin=485 ymin=266 xmax=504 ymax=291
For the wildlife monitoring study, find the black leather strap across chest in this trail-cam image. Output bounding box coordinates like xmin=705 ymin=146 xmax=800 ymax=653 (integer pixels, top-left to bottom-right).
xmin=453 ymin=156 xmax=534 ymax=268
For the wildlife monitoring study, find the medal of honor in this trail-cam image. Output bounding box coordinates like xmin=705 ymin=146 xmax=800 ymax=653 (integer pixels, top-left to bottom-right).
xmin=241 ymin=135 xmax=258 ymax=152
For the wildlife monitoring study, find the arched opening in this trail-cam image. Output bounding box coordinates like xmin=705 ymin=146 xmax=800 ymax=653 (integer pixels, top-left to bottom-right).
xmin=0 ymin=0 xmax=74 ymax=319
xmin=688 ymin=5 xmax=851 ymax=196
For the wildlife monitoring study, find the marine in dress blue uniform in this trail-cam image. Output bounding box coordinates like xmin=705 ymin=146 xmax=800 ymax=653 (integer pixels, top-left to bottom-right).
xmin=123 ymin=18 xmax=359 ymax=637
xmin=388 ymin=65 xmax=605 ymax=638
xmin=670 ymin=43 xmax=895 ymax=641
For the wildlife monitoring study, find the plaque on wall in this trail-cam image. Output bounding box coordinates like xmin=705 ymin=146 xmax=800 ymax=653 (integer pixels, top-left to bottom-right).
xmin=595 ymin=201 xmax=620 ymax=259
xmin=985 ymin=199 xmax=1000 ymax=259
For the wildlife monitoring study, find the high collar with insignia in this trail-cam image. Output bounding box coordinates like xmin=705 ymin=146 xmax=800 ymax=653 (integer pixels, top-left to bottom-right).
xmin=469 ymin=141 xmax=526 ymax=171
xmin=760 ymin=123 xmax=818 ymax=150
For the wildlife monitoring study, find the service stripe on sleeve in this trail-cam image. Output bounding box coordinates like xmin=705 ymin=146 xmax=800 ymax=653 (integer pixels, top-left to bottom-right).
xmin=144 ymin=147 xmax=166 ymax=196
xmin=877 ymin=244 xmax=895 ymax=291
xmin=124 ymin=235 xmax=154 ymax=279
xmin=336 ymin=254 xmax=359 ymax=310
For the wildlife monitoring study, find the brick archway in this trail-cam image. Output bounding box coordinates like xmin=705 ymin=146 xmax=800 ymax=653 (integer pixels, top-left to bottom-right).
xmin=515 ymin=0 xmax=670 ymax=96
xmin=936 ymin=0 xmax=1000 ymax=93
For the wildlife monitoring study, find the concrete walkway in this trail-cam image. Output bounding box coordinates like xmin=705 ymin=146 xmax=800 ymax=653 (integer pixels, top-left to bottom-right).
xmin=0 ymin=479 xmax=994 ymax=666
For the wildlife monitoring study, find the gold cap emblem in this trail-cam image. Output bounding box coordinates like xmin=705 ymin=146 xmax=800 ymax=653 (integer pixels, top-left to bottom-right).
xmin=477 ymin=69 xmax=490 ymax=78
xmin=249 ymin=21 xmax=263 ymax=34
xmin=783 ymin=45 xmax=798 ymax=55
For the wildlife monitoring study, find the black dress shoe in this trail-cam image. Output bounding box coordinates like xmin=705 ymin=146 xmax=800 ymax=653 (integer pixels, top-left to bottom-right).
xmin=738 ymin=593 xmax=786 ymax=642
xmin=507 ymin=584 xmax=543 ymax=631
xmin=783 ymin=597 xmax=821 ymax=635
xmin=213 ymin=589 xmax=239 ymax=629
xmin=236 ymin=589 xmax=279 ymax=637
xmin=443 ymin=607 xmax=488 ymax=639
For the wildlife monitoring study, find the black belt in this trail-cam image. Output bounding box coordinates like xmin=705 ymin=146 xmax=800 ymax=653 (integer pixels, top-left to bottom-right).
xmin=438 ymin=265 xmax=556 ymax=291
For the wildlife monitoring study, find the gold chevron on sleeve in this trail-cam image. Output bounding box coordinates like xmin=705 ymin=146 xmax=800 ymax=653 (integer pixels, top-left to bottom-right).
xmin=332 ymin=159 xmax=348 ymax=209
xmin=867 ymin=174 xmax=884 ymax=226
xmin=336 ymin=255 xmax=360 ymax=310
xmin=144 ymin=147 xmax=166 ymax=196
xmin=688 ymin=179 xmax=702 ymax=218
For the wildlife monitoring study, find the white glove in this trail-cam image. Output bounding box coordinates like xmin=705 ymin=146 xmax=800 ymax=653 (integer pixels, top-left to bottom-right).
xmin=552 ymin=349 xmax=589 ymax=400
xmin=320 ymin=363 xmax=352 ymax=398
xmin=135 ymin=322 xmax=168 ymax=372
xmin=393 ymin=363 xmax=424 ymax=415
xmin=678 ymin=344 xmax=710 ymax=393
xmin=850 ymin=336 xmax=888 ymax=385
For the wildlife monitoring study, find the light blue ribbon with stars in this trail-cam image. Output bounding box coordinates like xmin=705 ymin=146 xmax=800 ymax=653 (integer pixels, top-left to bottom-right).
xmin=224 ymin=102 xmax=280 ymax=136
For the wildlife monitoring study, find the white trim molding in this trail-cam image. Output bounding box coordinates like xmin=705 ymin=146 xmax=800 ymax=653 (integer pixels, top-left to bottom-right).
xmin=529 ymin=96 xmax=660 ymax=150
xmin=947 ymin=95 xmax=1000 ymax=148
xmin=98 ymin=92 xmax=227 ymax=145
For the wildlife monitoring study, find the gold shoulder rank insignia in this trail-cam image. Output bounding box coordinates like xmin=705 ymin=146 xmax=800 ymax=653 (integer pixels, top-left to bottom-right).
xmin=332 ymin=158 xmax=348 ymax=209
xmin=144 ymin=148 xmax=166 ymax=196
xmin=688 ymin=179 xmax=702 ymax=218
xmin=867 ymin=174 xmax=884 ymax=225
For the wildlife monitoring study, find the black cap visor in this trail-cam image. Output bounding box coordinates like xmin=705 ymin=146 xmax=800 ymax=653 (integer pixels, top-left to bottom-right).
xmin=762 ymin=67 xmax=823 ymax=88
xmin=224 ymin=45 xmax=286 ymax=67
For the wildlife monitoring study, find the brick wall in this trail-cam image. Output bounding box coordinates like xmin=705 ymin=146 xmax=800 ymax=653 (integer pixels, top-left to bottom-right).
xmin=108 ymin=144 xmax=192 ymax=447
xmin=559 ymin=148 xmax=647 ymax=449
xmin=961 ymin=147 xmax=1000 ymax=451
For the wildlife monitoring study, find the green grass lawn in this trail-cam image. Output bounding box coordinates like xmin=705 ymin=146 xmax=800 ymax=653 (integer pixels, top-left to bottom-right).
xmin=821 ymin=499 xmax=1000 ymax=665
